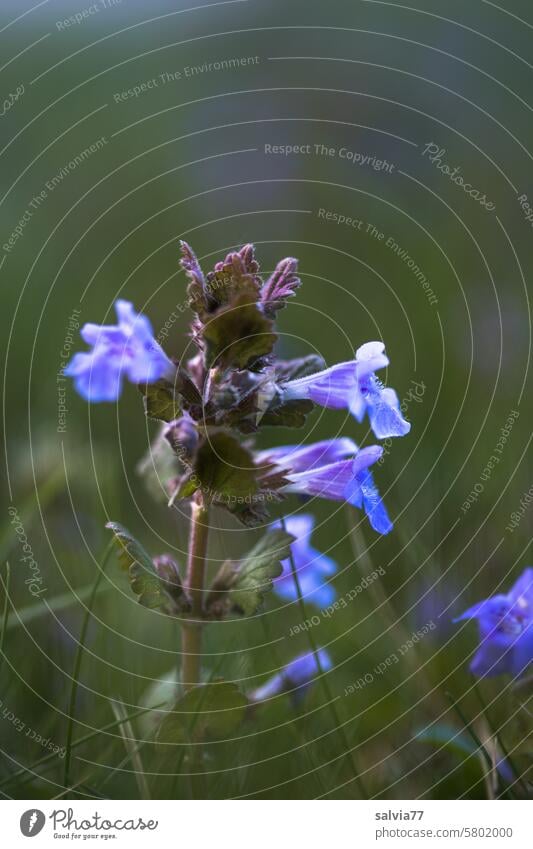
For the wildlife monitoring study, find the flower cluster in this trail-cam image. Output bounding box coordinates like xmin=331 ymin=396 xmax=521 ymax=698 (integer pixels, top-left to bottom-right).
xmin=67 ymin=242 xmax=410 ymax=536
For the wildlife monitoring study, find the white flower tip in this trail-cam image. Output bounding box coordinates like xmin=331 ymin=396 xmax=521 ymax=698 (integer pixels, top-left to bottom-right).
xmin=356 ymin=341 xmax=386 ymax=361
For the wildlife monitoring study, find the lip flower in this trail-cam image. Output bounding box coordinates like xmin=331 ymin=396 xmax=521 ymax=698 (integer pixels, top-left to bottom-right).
xmin=269 ymin=514 xmax=337 ymax=607
xmin=277 ymin=341 xmax=410 ymax=439
xmin=65 ymin=300 xmax=174 ymax=402
xmin=255 ymin=437 xmax=357 ymax=473
xmin=250 ymin=649 xmax=332 ymax=704
xmin=270 ymin=442 xmax=393 ymax=534
xmin=454 ymin=568 xmax=533 ymax=677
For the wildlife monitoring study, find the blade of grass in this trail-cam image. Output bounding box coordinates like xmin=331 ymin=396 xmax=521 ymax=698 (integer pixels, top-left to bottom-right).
xmin=5 ymin=582 xmax=110 ymax=632
xmin=63 ymin=541 xmax=113 ymax=790
xmin=280 ymin=516 xmax=367 ymax=798
xmin=0 ymin=562 xmax=11 ymax=678
xmin=259 ymin=613 xmax=330 ymax=798
xmin=109 ymin=699 xmax=151 ymax=799
xmin=471 ymin=678 xmax=528 ymax=798
xmin=1 ymin=467 xmax=65 ymax=562
xmin=0 ymin=700 xmax=169 ymax=790
xmin=445 ymin=690 xmax=516 ymax=799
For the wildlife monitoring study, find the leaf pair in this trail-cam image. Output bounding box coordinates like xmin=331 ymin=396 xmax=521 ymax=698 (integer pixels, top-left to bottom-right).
xmin=106 ymin=522 xmax=190 ymax=616
xmin=206 ymin=528 xmax=294 ymax=618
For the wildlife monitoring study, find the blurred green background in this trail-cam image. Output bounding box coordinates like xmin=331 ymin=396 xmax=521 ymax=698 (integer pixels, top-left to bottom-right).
xmin=1 ymin=0 xmax=532 ymax=799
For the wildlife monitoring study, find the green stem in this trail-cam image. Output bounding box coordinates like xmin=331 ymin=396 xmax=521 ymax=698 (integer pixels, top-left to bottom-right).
xmin=181 ymin=499 xmax=209 ymax=691
xmin=281 ymin=517 xmax=367 ymax=798
xmin=63 ymin=542 xmax=112 ymax=791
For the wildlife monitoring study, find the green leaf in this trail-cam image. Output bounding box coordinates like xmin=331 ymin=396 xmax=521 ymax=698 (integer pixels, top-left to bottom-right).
xmin=156 ymin=681 xmax=248 ymax=743
xmin=106 ymin=522 xmax=162 ymax=610
xmin=229 ymin=528 xmax=294 ymax=615
xmin=259 ymin=398 xmax=314 ymax=428
xmin=202 ymin=295 xmax=276 ymax=370
xmin=141 ymin=379 xmax=181 ymax=423
xmin=415 ymin=723 xmax=478 ymax=759
xmin=274 ymin=354 xmax=325 ymax=382
xmin=195 ymin=431 xmax=259 ymax=503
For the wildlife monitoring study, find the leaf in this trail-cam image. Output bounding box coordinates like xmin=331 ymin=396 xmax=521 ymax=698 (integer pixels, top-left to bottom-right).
xmin=153 ymin=554 xmax=191 ymax=614
xmin=141 ymin=379 xmax=181 ymax=423
xmin=106 ymin=522 xmax=162 ymax=610
xmin=206 ymin=245 xmax=262 ymax=308
xmin=259 ymin=398 xmax=314 ymax=428
xmin=202 ymin=295 xmax=276 ymax=370
xmin=205 ymin=560 xmax=240 ymax=618
xmin=261 ymin=257 xmax=301 ymax=316
xmin=180 ymin=241 xmax=210 ymax=315
xmin=274 ymin=354 xmax=325 ymax=382
xmin=229 ymin=528 xmax=294 ymax=615
xmin=156 ymin=681 xmax=249 ymax=743
xmin=415 ymin=723 xmax=478 ymax=759
xmin=195 ymin=431 xmax=259 ymax=504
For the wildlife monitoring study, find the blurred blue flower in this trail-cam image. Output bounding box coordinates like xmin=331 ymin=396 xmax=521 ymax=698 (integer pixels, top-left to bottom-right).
xmin=278 ymin=341 xmax=410 ymax=439
xmin=65 ymin=300 xmax=173 ymax=402
xmin=270 ymin=513 xmax=337 ymax=607
xmin=251 ymin=649 xmax=332 ymax=704
xmin=274 ymin=442 xmax=392 ymax=534
xmin=454 ymin=568 xmax=533 ymax=677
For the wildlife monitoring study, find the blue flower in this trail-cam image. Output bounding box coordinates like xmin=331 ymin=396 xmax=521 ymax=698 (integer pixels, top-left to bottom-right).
xmin=454 ymin=568 xmax=533 ymax=677
xmin=345 ymin=468 xmax=393 ymax=535
xmin=250 ymin=649 xmax=332 ymax=704
xmin=270 ymin=514 xmax=337 ymax=608
xmin=255 ymin=437 xmax=357 ymax=473
xmin=65 ymin=300 xmax=173 ymax=402
xmin=273 ymin=442 xmax=393 ymax=534
xmin=278 ymin=341 xmax=410 ymax=439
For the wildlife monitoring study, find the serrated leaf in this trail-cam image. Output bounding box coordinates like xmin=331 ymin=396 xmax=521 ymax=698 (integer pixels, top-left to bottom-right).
xmin=180 ymin=241 xmax=211 ymax=315
xmin=206 ymin=245 xmax=262 ymax=309
xmin=202 ymin=295 xmax=276 ymax=370
xmin=229 ymin=529 xmax=294 ymax=615
xmin=156 ymin=681 xmax=248 ymax=743
xmin=261 ymin=257 xmax=300 ymax=316
xmin=106 ymin=522 xmax=162 ymax=610
xmin=141 ymin=379 xmax=181 ymax=423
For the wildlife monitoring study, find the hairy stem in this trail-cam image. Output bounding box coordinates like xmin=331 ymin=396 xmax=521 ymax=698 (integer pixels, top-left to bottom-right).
xmin=181 ymin=499 xmax=209 ymax=691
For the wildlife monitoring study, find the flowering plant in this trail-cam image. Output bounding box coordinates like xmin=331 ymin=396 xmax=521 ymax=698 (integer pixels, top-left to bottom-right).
xmin=67 ymin=242 xmax=410 ymax=745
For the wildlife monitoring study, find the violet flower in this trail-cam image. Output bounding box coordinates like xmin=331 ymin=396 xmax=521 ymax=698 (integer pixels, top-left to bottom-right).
xmin=278 ymin=341 xmax=410 ymax=439
xmin=270 ymin=514 xmax=337 ymax=608
xmin=274 ymin=442 xmax=393 ymax=534
xmin=250 ymin=649 xmax=332 ymax=704
xmin=454 ymin=568 xmax=533 ymax=677
xmin=255 ymin=437 xmax=357 ymax=473
xmin=65 ymin=300 xmax=173 ymax=402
